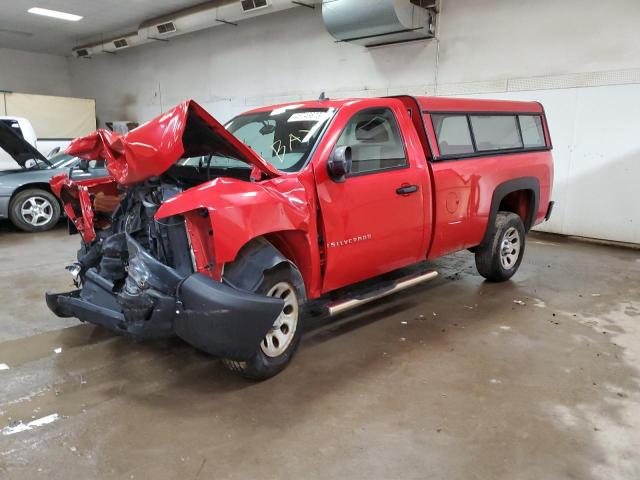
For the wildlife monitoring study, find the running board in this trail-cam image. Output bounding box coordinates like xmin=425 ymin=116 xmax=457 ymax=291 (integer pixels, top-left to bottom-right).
xmin=327 ymin=271 xmax=438 ymax=317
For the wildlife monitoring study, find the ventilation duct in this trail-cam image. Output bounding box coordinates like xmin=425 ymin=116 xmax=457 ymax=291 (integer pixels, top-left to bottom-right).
xmin=74 ymin=30 xmax=142 ymax=55
xmin=322 ymin=0 xmax=436 ymax=47
xmin=73 ymin=48 xmax=91 ymax=58
xmin=241 ymin=0 xmax=270 ymax=12
xmin=137 ymin=2 xmax=232 ymax=42
xmin=112 ymin=38 xmax=129 ymax=49
xmin=72 ymin=0 xmax=317 ymax=57
xmin=153 ymin=21 xmax=177 ymax=35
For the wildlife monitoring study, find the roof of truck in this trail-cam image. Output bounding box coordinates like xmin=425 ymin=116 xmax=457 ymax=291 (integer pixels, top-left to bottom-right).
xmin=243 ymin=96 xmax=544 ymax=115
xmin=414 ymin=96 xmax=544 ymax=113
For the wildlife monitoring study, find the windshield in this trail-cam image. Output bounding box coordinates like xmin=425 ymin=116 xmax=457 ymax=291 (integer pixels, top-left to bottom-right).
xmin=229 ymin=107 xmax=333 ymax=172
xmin=180 ymin=106 xmax=334 ymax=173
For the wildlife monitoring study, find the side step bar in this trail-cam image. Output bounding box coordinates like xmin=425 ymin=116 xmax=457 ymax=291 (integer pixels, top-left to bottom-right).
xmin=327 ymin=271 xmax=438 ymax=317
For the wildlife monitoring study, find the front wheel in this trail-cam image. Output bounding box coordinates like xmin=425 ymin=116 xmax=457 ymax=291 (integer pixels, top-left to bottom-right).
xmin=222 ymin=265 xmax=306 ymax=380
xmin=475 ymin=211 xmax=526 ymax=282
xmin=9 ymin=189 xmax=61 ymax=232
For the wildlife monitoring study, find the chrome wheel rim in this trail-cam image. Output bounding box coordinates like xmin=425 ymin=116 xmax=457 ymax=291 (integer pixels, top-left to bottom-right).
xmin=261 ymin=281 xmax=299 ymax=358
xmin=20 ymin=196 xmax=54 ymax=227
xmin=500 ymin=227 xmax=521 ymax=269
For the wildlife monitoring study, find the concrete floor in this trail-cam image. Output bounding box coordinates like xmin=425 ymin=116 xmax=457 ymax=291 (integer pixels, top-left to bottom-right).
xmin=0 ymin=222 xmax=639 ymax=480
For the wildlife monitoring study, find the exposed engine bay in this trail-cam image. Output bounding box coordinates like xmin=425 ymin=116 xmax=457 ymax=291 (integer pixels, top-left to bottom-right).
xmin=68 ymin=155 xmax=257 ymax=272
xmin=78 ymin=179 xmax=184 ymax=272
xmin=72 ymin=157 xmax=260 ymax=278
xmin=69 ymin=178 xmax=190 ymax=327
xmin=47 ymin=169 xmax=286 ymax=359
xmin=72 ymin=162 xmax=253 ymax=286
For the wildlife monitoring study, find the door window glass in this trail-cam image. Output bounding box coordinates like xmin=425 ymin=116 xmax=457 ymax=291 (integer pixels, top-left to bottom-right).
xmin=335 ymin=108 xmax=407 ymax=174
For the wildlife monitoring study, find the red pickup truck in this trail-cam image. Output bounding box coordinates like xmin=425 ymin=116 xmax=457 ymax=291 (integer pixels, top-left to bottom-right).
xmin=46 ymin=95 xmax=554 ymax=379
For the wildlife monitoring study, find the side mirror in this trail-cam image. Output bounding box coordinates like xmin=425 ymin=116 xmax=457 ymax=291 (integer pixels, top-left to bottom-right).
xmin=327 ymin=146 xmax=352 ymax=183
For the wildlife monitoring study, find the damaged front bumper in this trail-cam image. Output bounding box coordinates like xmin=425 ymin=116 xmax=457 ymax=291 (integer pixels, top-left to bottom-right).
xmin=46 ymin=235 xmax=284 ymax=361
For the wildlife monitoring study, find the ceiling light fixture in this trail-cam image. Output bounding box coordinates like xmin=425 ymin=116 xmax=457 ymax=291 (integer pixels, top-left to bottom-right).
xmin=27 ymin=7 xmax=83 ymax=22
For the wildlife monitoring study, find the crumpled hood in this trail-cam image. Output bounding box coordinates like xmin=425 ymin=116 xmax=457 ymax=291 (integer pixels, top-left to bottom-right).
xmin=65 ymin=99 xmax=281 ymax=185
xmin=0 ymin=121 xmax=49 ymax=168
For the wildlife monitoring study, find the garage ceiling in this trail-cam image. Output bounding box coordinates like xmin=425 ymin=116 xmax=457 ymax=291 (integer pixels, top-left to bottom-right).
xmin=0 ymin=0 xmax=211 ymax=55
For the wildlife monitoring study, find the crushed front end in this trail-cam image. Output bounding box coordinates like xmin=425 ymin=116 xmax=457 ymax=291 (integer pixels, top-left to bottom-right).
xmin=45 ymin=99 xmax=291 ymax=361
xmin=46 ymin=178 xmax=285 ymax=360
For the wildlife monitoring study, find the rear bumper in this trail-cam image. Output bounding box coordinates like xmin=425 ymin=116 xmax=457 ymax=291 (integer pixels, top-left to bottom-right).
xmin=46 ymin=235 xmax=284 ymax=361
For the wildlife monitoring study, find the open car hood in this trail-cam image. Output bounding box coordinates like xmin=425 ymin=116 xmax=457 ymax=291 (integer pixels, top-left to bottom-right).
xmin=66 ymin=100 xmax=281 ymax=185
xmin=0 ymin=121 xmax=50 ymax=168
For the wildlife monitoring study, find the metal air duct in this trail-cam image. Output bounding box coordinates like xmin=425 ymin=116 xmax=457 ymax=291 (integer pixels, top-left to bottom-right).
xmin=72 ymin=0 xmax=320 ymax=57
xmin=322 ymin=0 xmax=436 ymax=47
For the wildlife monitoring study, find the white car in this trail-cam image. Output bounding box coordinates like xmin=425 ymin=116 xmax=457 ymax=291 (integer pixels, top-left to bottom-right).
xmin=0 ymin=117 xmax=70 ymax=170
xmin=0 ymin=120 xmax=108 ymax=232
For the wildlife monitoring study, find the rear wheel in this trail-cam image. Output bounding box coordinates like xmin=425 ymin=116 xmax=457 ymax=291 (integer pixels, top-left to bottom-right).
xmin=9 ymin=189 xmax=61 ymax=232
xmin=222 ymin=265 xmax=306 ymax=380
xmin=475 ymin=211 xmax=526 ymax=282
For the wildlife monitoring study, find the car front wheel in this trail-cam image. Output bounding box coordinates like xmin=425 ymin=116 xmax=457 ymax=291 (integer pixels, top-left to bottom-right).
xmin=222 ymin=265 xmax=306 ymax=380
xmin=9 ymin=189 xmax=61 ymax=232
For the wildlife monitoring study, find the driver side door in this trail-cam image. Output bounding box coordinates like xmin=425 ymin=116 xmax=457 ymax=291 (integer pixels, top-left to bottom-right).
xmin=315 ymin=103 xmax=428 ymax=293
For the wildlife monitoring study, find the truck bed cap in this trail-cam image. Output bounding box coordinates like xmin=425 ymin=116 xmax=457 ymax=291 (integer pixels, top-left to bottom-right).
xmin=414 ymin=96 xmax=544 ymax=113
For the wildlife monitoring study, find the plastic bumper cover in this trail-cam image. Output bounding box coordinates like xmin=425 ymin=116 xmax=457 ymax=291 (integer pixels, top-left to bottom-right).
xmin=46 ymin=237 xmax=284 ymax=361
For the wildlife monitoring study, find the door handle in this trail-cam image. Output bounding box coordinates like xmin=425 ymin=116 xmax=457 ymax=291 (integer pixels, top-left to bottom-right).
xmin=396 ymin=185 xmax=419 ymax=195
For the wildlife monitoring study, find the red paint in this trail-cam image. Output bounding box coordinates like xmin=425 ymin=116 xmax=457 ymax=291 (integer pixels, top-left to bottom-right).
xmin=154 ymin=176 xmax=318 ymax=292
xmin=50 ymin=173 xmax=118 ymax=243
xmin=65 ymin=100 xmax=280 ymax=185
xmin=416 ymin=96 xmax=545 ymax=114
xmin=311 ymin=98 xmax=433 ymax=292
xmin=52 ymin=96 xmax=553 ymax=300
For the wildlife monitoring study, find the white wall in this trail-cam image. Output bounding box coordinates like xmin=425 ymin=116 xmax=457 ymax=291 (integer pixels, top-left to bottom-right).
xmin=67 ymin=0 xmax=640 ymax=244
xmin=0 ymin=48 xmax=72 ymax=98
xmin=467 ymin=86 xmax=640 ymax=245
xmin=0 ymin=48 xmax=75 ymax=169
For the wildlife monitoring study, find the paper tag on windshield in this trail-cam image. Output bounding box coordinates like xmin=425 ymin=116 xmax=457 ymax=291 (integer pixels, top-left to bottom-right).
xmin=288 ymin=112 xmax=327 ymax=123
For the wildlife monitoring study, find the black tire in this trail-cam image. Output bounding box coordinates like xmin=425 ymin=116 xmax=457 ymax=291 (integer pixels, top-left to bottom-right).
xmin=222 ymin=265 xmax=307 ymax=380
xmin=475 ymin=211 xmax=526 ymax=282
xmin=9 ymin=189 xmax=61 ymax=232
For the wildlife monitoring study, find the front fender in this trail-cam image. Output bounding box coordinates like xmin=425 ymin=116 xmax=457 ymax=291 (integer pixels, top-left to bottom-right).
xmin=155 ymin=175 xmax=313 ymax=267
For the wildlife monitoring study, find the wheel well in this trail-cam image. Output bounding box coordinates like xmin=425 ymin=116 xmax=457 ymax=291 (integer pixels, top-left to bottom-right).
xmin=10 ymin=183 xmax=58 ymax=207
xmin=498 ymin=189 xmax=533 ymax=228
xmin=264 ymin=230 xmax=312 ymax=291
xmin=224 ymin=231 xmax=312 ymax=295
xmin=480 ymin=177 xmax=540 ymax=246
xmin=223 ymin=234 xmax=306 ymax=292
